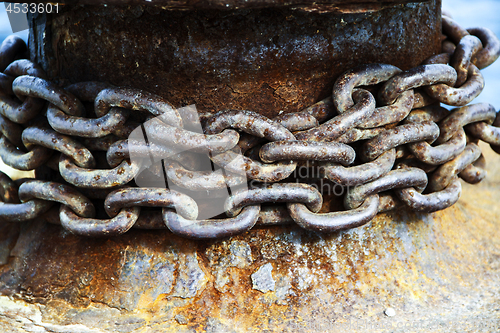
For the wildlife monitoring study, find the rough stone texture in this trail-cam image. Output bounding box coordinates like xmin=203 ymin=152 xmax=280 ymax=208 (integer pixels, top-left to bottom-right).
xmin=251 ymin=263 xmax=275 ymax=293
xmin=28 ymin=1 xmax=440 ymax=117
xmin=0 ymin=143 xmax=499 ymax=332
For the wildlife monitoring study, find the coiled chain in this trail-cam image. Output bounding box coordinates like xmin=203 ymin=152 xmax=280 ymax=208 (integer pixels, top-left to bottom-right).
xmin=0 ymin=15 xmax=499 ymax=239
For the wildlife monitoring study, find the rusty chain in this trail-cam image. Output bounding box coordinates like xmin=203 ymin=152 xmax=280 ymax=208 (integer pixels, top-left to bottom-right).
xmin=0 ymin=15 xmax=500 ymax=239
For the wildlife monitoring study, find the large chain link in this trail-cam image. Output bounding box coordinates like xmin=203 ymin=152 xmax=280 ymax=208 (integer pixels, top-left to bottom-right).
xmin=1 ymin=15 xmax=500 ymax=239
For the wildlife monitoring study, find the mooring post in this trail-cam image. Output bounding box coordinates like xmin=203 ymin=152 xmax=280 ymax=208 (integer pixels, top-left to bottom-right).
xmin=0 ymin=1 xmax=499 ymax=332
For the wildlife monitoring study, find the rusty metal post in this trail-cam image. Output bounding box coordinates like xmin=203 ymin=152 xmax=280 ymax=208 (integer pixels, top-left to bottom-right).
xmin=28 ymin=1 xmax=441 ymax=116
xmin=1 ymin=1 xmax=500 ymax=332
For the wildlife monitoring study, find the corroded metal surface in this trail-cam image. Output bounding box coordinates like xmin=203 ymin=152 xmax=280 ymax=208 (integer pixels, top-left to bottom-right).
xmin=28 ymin=1 xmax=440 ymax=117
xmin=13 ymin=0 xmax=429 ymax=10
xmin=0 ymin=0 xmax=498 ymax=331
xmin=0 ymin=143 xmax=498 ymax=332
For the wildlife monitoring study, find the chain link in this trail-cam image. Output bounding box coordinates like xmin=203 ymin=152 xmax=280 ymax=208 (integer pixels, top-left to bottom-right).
xmin=163 ymin=205 xmax=260 ymax=240
xmin=423 ymin=54 xmax=484 ymax=106
xmin=164 ymin=160 xmax=247 ymax=191
xmin=18 ymin=180 xmax=96 ymax=218
xmin=225 ymin=183 xmax=323 ymax=217
xmin=104 ymin=187 xmax=198 ymax=220
xmin=0 ymin=15 xmax=499 ymax=238
xmin=428 ymin=143 xmax=481 ymax=192
xmin=344 ymin=168 xmax=428 ymax=210
xmin=320 ymin=148 xmax=396 ymax=186
xmin=0 ymin=135 xmax=52 ymax=171
xmin=22 ymin=125 xmax=96 ymax=168
xmin=362 ymin=121 xmax=440 ymax=161
xmin=295 ymin=89 xmax=375 ymax=141
xmin=288 ymin=194 xmax=380 ymax=233
xmin=0 ymin=36 xmax=27 ymax=72
xmin=458 ymin=153 xmax=487 ymax=184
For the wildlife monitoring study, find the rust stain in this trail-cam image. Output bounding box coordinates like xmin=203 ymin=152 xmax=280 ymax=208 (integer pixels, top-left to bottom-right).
xmin=1 ymin=142 xmax=499 ymax=331
xmin=31 ymin=1 xmax=441 ymax=117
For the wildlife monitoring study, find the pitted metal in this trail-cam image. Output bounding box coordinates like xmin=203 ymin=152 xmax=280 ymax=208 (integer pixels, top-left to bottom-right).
xmin=0 ymin=199 xmax=53 ymax=222
xmin=234 ymin=109 xmax=320 ymax=153
xmin=18 ymin=180 xmax=96 ymax=218
xmin=468 ymin=27 xmax=500 ymax=69
xmin=437 ymin=102 xmax=496 ymax=143
xmin=274 ymin=111 xmax=319 ymax=132
xmin=60 ymin=205 xmax=140 ymax=237
xmin=406 ymin=105 xmax=468 ymax=165
xmin=112 ymin=120 xmax=141 ymax=139
xmin=442 ymin=40 xmax=456 ymax=54
xmin=333 ymin=126 xmax=386 ymax=144
xmin=288 ymin=194 xmax=380 ymax=233
xmin=211 ymin=148 xmax=297 ymax=183
xmin=0 ymin=60 xmax=48 ymax=124
xmin=104 ymin=187 xmax=198 ymax=220
xmin=259 ymin=141 xmax=355 ymax=164
xmin=256 ymin=205 xmax=294 ymax=226
xmin=163 ymin=205 xmax=260 ymax=240
xmin=408 ymin=128 xmax=467 ymax=165
xmin=0 ymin=36 xmax=27 ymax=73
xmin=22 ymin=125 xmax=96 ymax=168
xmin=204 ymin=111 xmax=300 ymax=181
xmin=205 ymin=110 xmax=295 ymax=141
xmin=332 ymin=63 xmax=402 ymax=113
xmin=225 ymin=183 xmax=323 ymax=217
xmin=428 ymin=143 xmax=482 ymax=192
xmin=397 ymin=157 xmax=438 ymax=174
xmin=95 ymin=88 xmax=183 ymax=127
xmin=405 ymin=104 xmax=450 ymax=124
xmin=143 ymin=116 xmax=240 ymax=154
xmin=396 ymin=178 xmax=462 ymax=213
xmin=379 ymin=64 xmax=457 ymax=105
xmin=458 ymin=153 xmax=487 ymax=184
xmin=0 ymin=135 xmax=52 ymax=171
xmin=0 ymin=173 xmax=53 ymax=222
xmin=344 ymin=168 xmax=428 ymax=210
xmin=321 ymin=149 xmax=396 ymax=186
xmin=362 ymin=121 xmax=440 ymax=161
xmin=464 ymin=112 xmax=500 ymax=150
xmin=299 ymin=97 xmax=336 ymax=123
xmin=0 ymin=15 xmax=498 ymax=239
xmin=423 ymin=54 xmax=485 ymax=106
xmin=413 ymin=89 xmax=438 ymax=108
xmin=13 ymin=76 xmax=86 ymax=117
xmin=0 ymin=171 xmax=19 ymax=203
xmin=59 ymin=154 xmax=142 ymax=189
xmin=377 ymin=192 xmax=401 ymax=213
xmin=132 ymin=210 xmax=167 ymax=230
xmin=64 ymin=81 xmax=115 ymax=102
xmin=164 ymin=160 xmax=247 ymax=191
xmin=0 ymin=93 xmax=45 ymax=124
xmin=107 ymin=139 xmax=202 ymax=170
xmin=450 ymin=35 xmax=483 ymax=87
xmin=442 ymin=16 xmax=470 ymax=45
xmin=47 ymin=105 xmax=130 ymax=138
xmin=0 ymin=114 xmax=23 ymax=147
xmin=83 ymin=135 xmax=121 ymax=152
xmin=294 ymin=89 xmax=375 ymax=142
xmin=4 ymin=59 xmax=47 ymax=79
xmin=358 ymin=90 xmax=414 ymax=129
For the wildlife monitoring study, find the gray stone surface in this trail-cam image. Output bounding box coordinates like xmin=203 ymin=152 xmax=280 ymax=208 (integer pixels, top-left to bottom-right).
xmin=251 ymin=263 xmax=275 ymax=293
